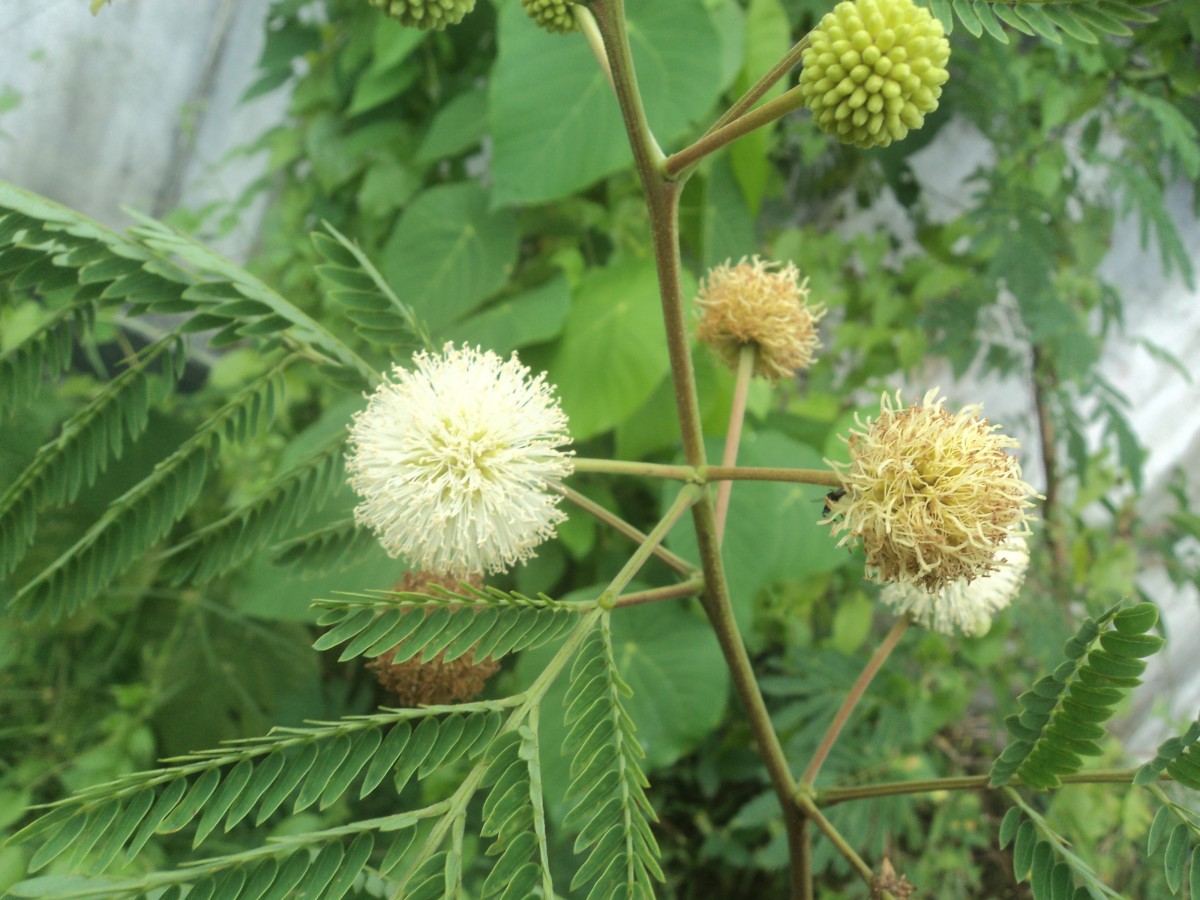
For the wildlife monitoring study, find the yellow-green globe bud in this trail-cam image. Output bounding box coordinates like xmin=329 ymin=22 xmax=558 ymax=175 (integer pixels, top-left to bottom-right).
xmin=522 ymin=0 xmax=578 ymax=34
xmin=798 ymin=0 xmax=950 ymax=149
xmin=370 ymin=0 xmax=476 ymax=30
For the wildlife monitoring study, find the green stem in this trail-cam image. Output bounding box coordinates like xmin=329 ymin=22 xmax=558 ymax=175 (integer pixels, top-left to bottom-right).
xmin=793 ymin=792 xmax=878 ymax=887
xmin=704 ymin=465 xmax=842 ymax=487
xmin=587 ymin=2 xmax=808 ymax=894
xmin=599 ymin=484 xmax=702 ymax=606
xmin=571 ymin=458 xmax=700 ymax=481
xmin=819 ymin=768 xmax=1171 ymax=806
xmin=705 ymin=36 xmax=811 ymax=138
xmin=574 ymin=6 xmax=613 ymax=91
xmin=558 ymin=484 xmax=698 ymax=577
xmin=803 ymin=618 xmax=909 ymax=787
xmin=665 ymin=85 xmax=809 ymax=179
xmin=612 ymin=578 xmax=705 ymax=608
xmin=714 ymin=345 xmax=757 ymax=546
xmin=573 ymin=457 xmax=840 ymax=488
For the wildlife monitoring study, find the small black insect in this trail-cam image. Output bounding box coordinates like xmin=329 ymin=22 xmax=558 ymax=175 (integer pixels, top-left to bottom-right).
xmin=822 ymin=488 xmax=846 ymax=518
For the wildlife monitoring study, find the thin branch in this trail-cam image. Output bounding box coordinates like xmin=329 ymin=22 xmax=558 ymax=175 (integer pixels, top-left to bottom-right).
xmin=704 ymin=35 xmax=811 ymax=138
xmin=612 ymin=578 xmax=705 ymax=608
xmin=803 ymin=618 xmax=909 ymax=787
xmin=665 ymin=85 xmax=808 ymax=179
xmin=571 ymin=458 xmax=700 ymax=481
xmin=818 ymin=768 xmax=1167 ymax=807
xmin=703 ymin=465 xmax=842 ymax=487
xmin=600 ymin=484 xmax=702 ymax=604
xmin=557 ymin=484 xmax=698 ymax=578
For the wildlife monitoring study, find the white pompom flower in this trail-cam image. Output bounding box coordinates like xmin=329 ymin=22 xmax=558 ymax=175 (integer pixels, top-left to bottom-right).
xmin=879 ymin=531 xmax=1030 ymax=636
xmin=346 ymin=344 xmax=574 ymax=577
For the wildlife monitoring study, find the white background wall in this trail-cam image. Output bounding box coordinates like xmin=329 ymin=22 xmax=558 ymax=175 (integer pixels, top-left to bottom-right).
xmin=1 ymin=0 xmax=1197 ymax=750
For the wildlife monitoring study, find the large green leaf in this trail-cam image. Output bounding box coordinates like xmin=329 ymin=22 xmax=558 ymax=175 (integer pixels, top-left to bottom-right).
xmin=549 ymin=260 xmax=685 ymax=440
xmin=490 ymin=0 xmax=726 ymax=206
xmin=444 ymin=275 xmax=570 ymax=354
xmin=379 ymin=183 xmax=518 ymax=334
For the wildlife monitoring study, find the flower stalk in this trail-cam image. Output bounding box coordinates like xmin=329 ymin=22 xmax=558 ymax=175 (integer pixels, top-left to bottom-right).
xmin=802 ymin=617 xmax=910 ymax=787
xmin=714 ymin=344 xmax=757 ymax=545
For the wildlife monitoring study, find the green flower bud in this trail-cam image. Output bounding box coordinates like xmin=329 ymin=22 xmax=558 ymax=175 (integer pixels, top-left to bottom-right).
xmin=798 ymin=0 xmax=950 ymax=148
xmin=370 ymin=0 xmax=477 ymax=31
xmin=521 ymin=0 xmax=578 ymax=34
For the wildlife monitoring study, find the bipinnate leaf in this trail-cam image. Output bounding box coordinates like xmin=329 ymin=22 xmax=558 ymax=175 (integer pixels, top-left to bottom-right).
xmin=0 ymin=334 xmax=187 ymax=578
xmin=929 ymin=0 xmax=1156 ymax=45
xmin=1002 ymin=806 xmax=1123 ymax=899
xmin=0 ymin=180 xmax=373 ymax=380
xmin=11 ymin=362 xmax=292 ymax=620
xmin=270 ymin=518 xmax=381 ymax=575
xmin=478 ymin=727 xmax=555 ymax=898
xmin=11 ymin=705 xmax=505 ymax=878
xmin=1136 ymin=719 xmax=1200 ymax=788
xmin=561 ymin=621 xmax=664 ymax=898
xmin=0 ymin=304 xmax=89 ymax=421
xmin=312 ymin=589 xmax=579 ymax=665
xmin=158 ymin=433 xmax=346 ymax=586
xmin=991 ymin=602 xmax=1162 ymax=789
xmin=311 ymin=223 xmax=429 ymax=351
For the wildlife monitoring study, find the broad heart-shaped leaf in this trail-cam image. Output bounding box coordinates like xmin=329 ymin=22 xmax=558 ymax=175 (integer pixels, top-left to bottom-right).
xmin=379 ymin=182 xmax=518 ymax=335
xmin=443 ymin=275 xmax=570 ymax=355
xmin=666 ymin=431 xmax=848 ymax=632
xmin=549 ymin=260 xmax=687 ymax=440
xmin=514 ymin=599 xmax=728 ymax=825
xmin=490 ymin=0 xmax=726 ymax=206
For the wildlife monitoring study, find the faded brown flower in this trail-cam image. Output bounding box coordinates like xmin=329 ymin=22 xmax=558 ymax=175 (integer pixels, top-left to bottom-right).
xmin=696 ymin=256 xmax=825 ymax=382
xmin=824 ymin=389 xmax=1037 ymax=592
xmin=367 ymin=571 xmax=499 ymax=707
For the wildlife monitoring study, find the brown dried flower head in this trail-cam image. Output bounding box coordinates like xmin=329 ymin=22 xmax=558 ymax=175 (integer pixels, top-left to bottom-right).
xmin=367 ymin=570 xmax=499 ymax=707
xmin=824 ymin=389 xmax=1037 ymax=592
xmin=695 ymin=256 xmax=825 ymax=382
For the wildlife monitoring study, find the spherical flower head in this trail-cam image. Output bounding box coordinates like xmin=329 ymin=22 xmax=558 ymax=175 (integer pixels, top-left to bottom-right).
xmin=798 ymin=0 xmax=950 ymax=149
xmin=695 ymin=256 xmax=825 ymax=382
xmin=521 ymin=0 xmax=578 ymax=34
xmin=824 ymin=389 xmax=1037 ymax=592
xmin=880 ymin=531 xmax=1030 ymax=636
xmin=346 ymin=344 xmax=574 ymax=577
xmin=369 ymin=0 xmax=476 ymax=30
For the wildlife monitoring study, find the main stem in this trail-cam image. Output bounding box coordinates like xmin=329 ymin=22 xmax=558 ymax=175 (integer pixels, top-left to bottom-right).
xmin=587 ymin=2 xmax=807 ymax=895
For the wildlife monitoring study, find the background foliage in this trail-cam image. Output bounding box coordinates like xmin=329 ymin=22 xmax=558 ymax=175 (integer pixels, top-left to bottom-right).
xmin=1 ymin=0 xmax=1198 ymax=896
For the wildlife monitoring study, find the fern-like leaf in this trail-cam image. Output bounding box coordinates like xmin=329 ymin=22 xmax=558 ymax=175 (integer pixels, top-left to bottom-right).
xmin=0 ymin=303 xmax=92 ymax=420
xmin=8 ymin=703 xmax=510 ymax=880
xmin=269 ymin=518 xmax=382 ymax=575
xmin=126 ymin=212 xmax=376 ymax=380
xmin=1145 ymin=804 xmax=1200 ymax=897
xmin=157 ymin=432 xmax=346 ymax=585
xmin=991 ymin=602 xmax=1163 ymax=789
xmin=561 ymin=619 xmax=664 ymax=898
xmin=1003 ymin=800 xmax=1123 ymax=899
xmin=0 ymin=180 xmax=376 ymax=385
xmin=478 ymin=725 xmax=555 ymax=898
xmin=1136 ymin=719 xmax=1200 ymax=789
xmin=9 ymin=360 xmax=292 ymax=619
xmin=0 ymin=335 xmax=187 ymax=577
xmin=312 ymin=587 xmax=582 ymax=665
xmin=925 ymin=0 xmax=1156 ymax=44
xmin=312 ymin=223 xmax=431 ymax=351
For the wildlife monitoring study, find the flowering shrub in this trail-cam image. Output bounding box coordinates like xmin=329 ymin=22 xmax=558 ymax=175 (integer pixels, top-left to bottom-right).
xmin=1 ymin=1 xmax=1196 ymax=899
